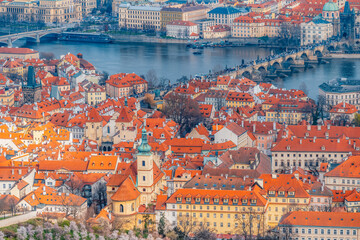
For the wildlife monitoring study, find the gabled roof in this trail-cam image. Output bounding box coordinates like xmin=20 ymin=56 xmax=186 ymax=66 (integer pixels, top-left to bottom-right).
xmin=279 ymin=211 xmax=360 ymax=228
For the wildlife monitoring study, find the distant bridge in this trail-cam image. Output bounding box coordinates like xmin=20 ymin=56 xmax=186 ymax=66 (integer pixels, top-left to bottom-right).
xmin=0 ymin=28 xmax=65 ymax=47
xmin=222 ymin=45 xmax=327 ymax=79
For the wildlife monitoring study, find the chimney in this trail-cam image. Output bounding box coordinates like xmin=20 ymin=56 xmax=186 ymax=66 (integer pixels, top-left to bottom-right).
xmin=11 ymin=169 xmax=14 ymax=175
xmin=317 ymin=125 xmax=321 ymax=131
xmin=300 ymin=139 xmax=302 ymax=144
xmin=253 ymin=124 xmax=256 ymax=133
xmin=327 ymin=124 xmax=330 ymax=130
xmin=307 ymin=125 xmax=311 ymax=131
xmin=271 ymin=174 xmax=277 ymax=179
xmin=314 ymin=136 xmax=316 ymax=143
xmin=294 ymin=173 xmax=299 ymax=180
xmin=18 ymin=169 xmax=22 ymax=174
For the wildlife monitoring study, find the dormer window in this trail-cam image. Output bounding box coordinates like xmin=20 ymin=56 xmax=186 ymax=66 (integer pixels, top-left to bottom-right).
xmin=289 ymin=191 xmax=295 ymax=196
xmin=214 ymin=198 xmax=219 ymax=204
xmin=205 ymin=198 xmax=210 ymax=203
xmin=223 ymin=198 xmax=229 ymax=204
xmin=233 ymin=198 xmax=239 ymax=204
xmin=242 ymin=199 xmax=248 ymax=204
xmin=186 ymin=197 xmax=191 ymax=203
xmin=251 ymin=199 xmax=257 ymax=204
xmin=269 ymin=190 xmax=275 ymax=195
xmin=176 ymin=197 xmax=182 ymax=202
xmin=195 ymin=197 xmax=201 ymax=203
xmin=279 ymin=191 xmax=285 ymax=196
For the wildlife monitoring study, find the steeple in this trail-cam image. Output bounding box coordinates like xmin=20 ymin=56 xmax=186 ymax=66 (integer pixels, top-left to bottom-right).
xmin=344 ymin=1 xmax=351 ymax=14
xmin=27 ymin=66 xmax=36 ymax=87
xmin=137 ymin=128 xmax=151 ymax=155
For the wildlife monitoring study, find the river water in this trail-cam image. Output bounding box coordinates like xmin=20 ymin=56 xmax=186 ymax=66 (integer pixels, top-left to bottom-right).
xmin=13 ymin=40 xmax=360 ymax=100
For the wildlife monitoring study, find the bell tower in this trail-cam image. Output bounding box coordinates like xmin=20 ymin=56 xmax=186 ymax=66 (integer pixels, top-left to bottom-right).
xmin=136 ymin=128 xmax=154 ymax=205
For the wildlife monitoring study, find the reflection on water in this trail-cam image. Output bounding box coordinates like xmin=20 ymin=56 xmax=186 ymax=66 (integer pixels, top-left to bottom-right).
xmin=282 ymin=59 xmax=360 ymax=99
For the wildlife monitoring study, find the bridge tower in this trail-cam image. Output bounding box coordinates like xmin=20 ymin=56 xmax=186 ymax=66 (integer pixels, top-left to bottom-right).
xmin=22 ymin=66 xmax=42 ymax=105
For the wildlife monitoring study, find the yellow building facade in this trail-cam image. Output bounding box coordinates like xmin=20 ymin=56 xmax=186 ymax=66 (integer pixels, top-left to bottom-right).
xmin=0 ymin=0 xmax=81 ymax=23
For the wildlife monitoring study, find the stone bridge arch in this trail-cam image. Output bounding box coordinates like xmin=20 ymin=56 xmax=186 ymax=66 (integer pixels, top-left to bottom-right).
xmin=242 ymin=70 xmax=252 ymax=79
xmin=314 ymin=50 xmax=323 ymax=57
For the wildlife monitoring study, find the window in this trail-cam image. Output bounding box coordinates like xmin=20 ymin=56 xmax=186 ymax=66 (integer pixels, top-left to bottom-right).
xmin=120 ymin=204 xmax=124 ymax=213
xmin=142 ymin=161 xmax=145 ymax=166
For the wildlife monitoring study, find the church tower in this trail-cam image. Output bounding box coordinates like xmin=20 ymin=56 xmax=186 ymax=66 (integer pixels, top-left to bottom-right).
xmin=85 ymin=108 xmax=103 ymax=146
xmin=136 ymin=128 xmax=154 ymax=205
xmin=323 ymin=0 xmax=340 ymax=37
xmin=22 ymin=66 xmax=42 ymax=105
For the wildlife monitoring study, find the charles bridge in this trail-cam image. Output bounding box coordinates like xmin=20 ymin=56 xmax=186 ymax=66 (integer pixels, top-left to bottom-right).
xmin=211 ymin=41 xmax=352 ymax=80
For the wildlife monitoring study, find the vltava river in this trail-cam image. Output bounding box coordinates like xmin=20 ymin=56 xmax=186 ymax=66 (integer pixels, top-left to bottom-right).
xmin=15 ymin=40 xmax=360 ymax=100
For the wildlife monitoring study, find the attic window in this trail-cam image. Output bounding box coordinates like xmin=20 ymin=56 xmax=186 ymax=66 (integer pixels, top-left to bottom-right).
xmin=242 ymin=199 xmax=248 ymax=204
xmin=205 ymin=198 xmax=210 ymax=203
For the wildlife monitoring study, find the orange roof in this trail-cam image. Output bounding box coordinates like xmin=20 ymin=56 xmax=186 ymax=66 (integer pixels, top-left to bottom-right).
xmin=22 ymin=184 xmax=86 ymax=207
xmin=110 ymin=176 xmax=140 ymax=202
xmin=272 ymin=138 xmax=360 ymax=153
xmin=260 ymin=174 xmax=310 ymax=198
xmin=87 ymin=155 xmax=118 ymax=171
xmin=325 ymin=156 xmax=360 ymax=178
xmin=279 ymin=211 xmax=360 ymax=228
xmin=87 ymin=108 xmax=103 ymax=123
xmin=0 ymin=47 xmax=38 ymax=54
xmin=330 ymin=102 xmax=358 ymax=114
xmin=167 ymin=188 xmax=267 ymax=206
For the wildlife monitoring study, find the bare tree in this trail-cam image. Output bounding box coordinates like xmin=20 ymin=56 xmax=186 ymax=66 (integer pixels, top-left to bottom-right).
xmin=146 ymin=69 xmax=158 ymax=90
xmin=39 ymin=52 xmax=55 ymax=60
xmin=235 ymin=207 xmax=266 ymax=240
xmin=162 ymin=92 xmax=203 ymax=136
xmin=178 ymin=214 xmax=196 ymax=239
xmin=193 ymin=221 xmax=216 ymax=240
xmin=112 ymin=215 xmax=131 ymax=232
xmin=279 ymin=22 xmax=301 ymax=47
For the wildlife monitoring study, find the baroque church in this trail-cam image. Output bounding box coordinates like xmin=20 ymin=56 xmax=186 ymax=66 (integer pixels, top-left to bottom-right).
xmin=105 ymin=128 xmax=165 ymax=227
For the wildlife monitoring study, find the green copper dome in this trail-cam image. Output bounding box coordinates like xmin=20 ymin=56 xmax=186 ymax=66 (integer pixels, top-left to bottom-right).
xmin=138 ymin=128 xmax=151 ymax=155
xmin=323 ymin=0 xmax=339 ymax=11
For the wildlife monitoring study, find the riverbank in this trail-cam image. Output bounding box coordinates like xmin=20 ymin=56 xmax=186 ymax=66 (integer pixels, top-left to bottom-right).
xmin=328 ymin=53 xmax=360 ymax=59
xmin=111 ymin=34 xmax=282 ymax=46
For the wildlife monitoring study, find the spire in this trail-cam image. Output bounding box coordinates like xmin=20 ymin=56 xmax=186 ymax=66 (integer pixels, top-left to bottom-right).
xmin=344 ymin=1 xmax=350 ymax=14
xmin=137 ymin=128 xmax=151 ymax=155
xmin=27 ymin=66 xmax=35 ymax=87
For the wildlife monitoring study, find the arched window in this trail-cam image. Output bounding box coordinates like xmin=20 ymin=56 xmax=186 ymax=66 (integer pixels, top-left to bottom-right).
xmin=120 ymin=204 xmax=124 ymax=213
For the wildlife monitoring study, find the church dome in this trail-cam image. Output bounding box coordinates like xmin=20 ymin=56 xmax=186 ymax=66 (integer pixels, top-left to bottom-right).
xmin=323 ymin=0 xmax=339 ymax=11
xmin=138 ymin=128 xmax=151 ymax=155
